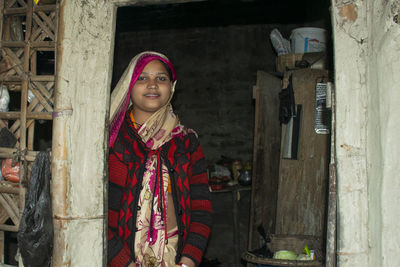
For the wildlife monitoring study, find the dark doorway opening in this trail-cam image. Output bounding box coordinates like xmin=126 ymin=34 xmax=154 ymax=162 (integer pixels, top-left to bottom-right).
xmin=112 ymin=0 xmax=332 ymax=265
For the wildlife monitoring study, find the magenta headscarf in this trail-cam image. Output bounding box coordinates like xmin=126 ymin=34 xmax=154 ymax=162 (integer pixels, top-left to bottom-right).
xmin=109 ymin=52 xmax=177 ymax=147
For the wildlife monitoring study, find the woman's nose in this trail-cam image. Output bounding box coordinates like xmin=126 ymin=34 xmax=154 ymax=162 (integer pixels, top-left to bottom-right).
xmin=147 ymin=78 xmax=158 ymax=88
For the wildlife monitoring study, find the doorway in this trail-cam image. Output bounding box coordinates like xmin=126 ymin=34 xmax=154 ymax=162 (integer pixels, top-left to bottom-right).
xmin=110 ymin=0 xmax=332 ymax=265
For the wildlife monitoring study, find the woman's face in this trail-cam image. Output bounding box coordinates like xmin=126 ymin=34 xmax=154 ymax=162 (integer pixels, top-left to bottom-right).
xmin=130 ymin=60 xmax=173 ymax=118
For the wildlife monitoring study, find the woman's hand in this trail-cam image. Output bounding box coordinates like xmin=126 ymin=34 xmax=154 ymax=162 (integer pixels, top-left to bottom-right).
xmin=127 ymin=262 xmax=136 ymax=267
xmin=176 ymin=256 xmax=195 ymax=267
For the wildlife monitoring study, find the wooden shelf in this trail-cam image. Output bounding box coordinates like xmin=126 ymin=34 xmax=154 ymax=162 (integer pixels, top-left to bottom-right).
xmin=210 ymin=185 xmax=251 ymax=193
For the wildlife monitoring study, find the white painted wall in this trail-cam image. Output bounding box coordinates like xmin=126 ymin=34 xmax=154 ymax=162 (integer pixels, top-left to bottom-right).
xmin=332 ymin=0 xmax=400 ymax=266
xmin=368 ymin=1 xmax=400 ymax=266
xmin=52 ymin=1 xmax=115 ymax=266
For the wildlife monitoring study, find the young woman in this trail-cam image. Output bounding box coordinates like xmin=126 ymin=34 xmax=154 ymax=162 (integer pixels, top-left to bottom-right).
xmin=108 ymin=51 xmax=212 ymax=267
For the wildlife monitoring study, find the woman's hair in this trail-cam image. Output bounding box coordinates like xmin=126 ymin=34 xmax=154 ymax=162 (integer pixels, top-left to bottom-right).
xmin=158 ymin=60 xmax=173 ymax=81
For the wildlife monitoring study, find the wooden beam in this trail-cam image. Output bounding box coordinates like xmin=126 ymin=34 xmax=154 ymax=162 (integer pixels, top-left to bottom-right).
xmin=0 ymin=76 xmax=23 ymax=82
xmin=33 ymin=4 xmax=56 ymax=12
xmin=0 ymin=186 xmax=19 ymax=195
xmin=0 ymin=111 xmax=52 ymax=120
xmin=28 ymin=120 xmax=35 ymax=150
xmin=0 ymin=0 xmax=4 ymax=51
xmin=0 ymin=194 xmax=19 ymax=226
xmin=3 ymin=7 xmax=26 ymax=15
xmin=31 ymin=41 xmax=55 ymax=48
xmin=8 ymin=120 xmax=20 ymax=137
xmin=0 ymin=40 xmax=24 ymax=47
xmin=0 ymin=148 xmax=38 ymax=161
xmin=325 ymin=85 xmax=337 ymax=267
xmin=31 ymin=75 xmax=55 ymax=81
xmin=31 ymin=45 xmax=37 ymax=76
xmin=0 ymin=224 xmax=18 ymax=232
xmin=20 ymin=2 xmax=30 ymax=220
xmin=2 ymin=194 xmax=19 ymax=221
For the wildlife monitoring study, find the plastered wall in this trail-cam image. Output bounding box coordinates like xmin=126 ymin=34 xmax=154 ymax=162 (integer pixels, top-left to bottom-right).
xmin=367 ymin=1 xmax=400 ymax=266
xmin=332 ymin=0 xmax=400 ymax=266
xmin=52 ymin=1 xmax=115 ymax=266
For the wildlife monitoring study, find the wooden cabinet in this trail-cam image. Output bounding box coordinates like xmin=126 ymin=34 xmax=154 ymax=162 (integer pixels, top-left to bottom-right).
xmin=275 ymin=69 xmax=330 ymax=238
xmin=248 ymin=67 xmax=331 ymax=252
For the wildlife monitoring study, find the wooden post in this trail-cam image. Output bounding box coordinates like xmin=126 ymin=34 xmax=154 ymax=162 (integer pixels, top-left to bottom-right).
xmin=0 ymin=0 xmax=4 ymax=49
xmin=325 ymin=85 xmax=336 ymax=267
xmin=247 ymin=85 xmax=260 ymax=252
xmin=18 ymin=0 xmax=33 ymax=226
xmin=27 ymin=120 xmax=35 ymax=150
xmin=232 ymin=188 xmax=240 ymax=267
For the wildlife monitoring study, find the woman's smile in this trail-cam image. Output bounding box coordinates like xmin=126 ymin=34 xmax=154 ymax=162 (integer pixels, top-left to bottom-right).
xmin=144 ymin=93 xmax=160 ymax=98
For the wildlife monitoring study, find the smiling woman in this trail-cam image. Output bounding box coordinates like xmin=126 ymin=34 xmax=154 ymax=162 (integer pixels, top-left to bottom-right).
xmin=130 ymin=60 xmax=174 ymax=124
xmin=108 ymin=51 xmax=212 ymax=267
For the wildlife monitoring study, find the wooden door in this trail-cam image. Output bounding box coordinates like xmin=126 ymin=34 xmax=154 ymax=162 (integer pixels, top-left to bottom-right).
xmin=248 ymin=71 xmax=282 ymax=250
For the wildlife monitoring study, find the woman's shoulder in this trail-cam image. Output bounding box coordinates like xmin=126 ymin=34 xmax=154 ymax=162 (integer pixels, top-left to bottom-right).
xmin=169 ymin=124 xmax=201 ymax=150
xmin=171 ymin=123 xmax=199 ymax=139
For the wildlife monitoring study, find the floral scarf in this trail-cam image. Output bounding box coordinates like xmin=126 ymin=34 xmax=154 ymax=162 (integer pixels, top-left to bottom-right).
xmin=109 ymin=52 xmax=182 ymax=266
xmin=132 ymin=107 xmax=183 ymax=266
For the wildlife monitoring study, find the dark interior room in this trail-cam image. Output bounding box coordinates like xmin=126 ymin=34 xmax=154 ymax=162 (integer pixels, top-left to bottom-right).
xmin=111 ymin=0 xmax=332 ymax=266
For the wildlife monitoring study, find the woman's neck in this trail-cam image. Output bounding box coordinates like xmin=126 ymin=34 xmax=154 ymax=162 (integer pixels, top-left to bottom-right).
xmin=131 ymin=108 xmax=152 ymax=124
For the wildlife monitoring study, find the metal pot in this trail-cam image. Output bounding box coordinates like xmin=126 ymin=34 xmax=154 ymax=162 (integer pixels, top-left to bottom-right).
xmin=238 ymin=170 xmax=252 ymax=186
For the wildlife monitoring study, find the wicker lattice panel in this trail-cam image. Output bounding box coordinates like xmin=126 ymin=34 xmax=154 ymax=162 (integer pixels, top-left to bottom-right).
xmin=0 ymin=0 xmax=58 ymax=239
xmin=0 ymin=48 xmax=25 ymax=79
xmin=32 ymin=9 xmax=56 ymax=42
xmin=5 ymin=0 xmax=27 ymax=8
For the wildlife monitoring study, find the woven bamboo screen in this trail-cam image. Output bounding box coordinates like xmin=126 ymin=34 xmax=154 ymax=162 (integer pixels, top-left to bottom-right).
xmin=0 ymin=0 xmax=58 ymax=239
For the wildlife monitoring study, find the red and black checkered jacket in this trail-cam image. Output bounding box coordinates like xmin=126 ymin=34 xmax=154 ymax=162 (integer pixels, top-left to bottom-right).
xmin=108 ymin=116 xmax=212 ymax=267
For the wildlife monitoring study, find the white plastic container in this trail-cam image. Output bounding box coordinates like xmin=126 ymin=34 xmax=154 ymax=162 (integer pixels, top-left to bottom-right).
xmin=290 ymin=27 xmax=326 ymax=53
xmin=0 ymin=85 xmax=10 ymax=112
xmin=270 ymin=28 xmax=291 ymax=55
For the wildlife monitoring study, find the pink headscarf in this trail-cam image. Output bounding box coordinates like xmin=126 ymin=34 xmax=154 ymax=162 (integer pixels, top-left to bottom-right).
xmin=109 ymin=52 xmax=177 ymax=147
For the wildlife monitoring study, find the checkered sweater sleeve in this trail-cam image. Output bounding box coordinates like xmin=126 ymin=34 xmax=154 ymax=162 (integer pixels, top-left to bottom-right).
xmin=180 ymin=139 xmax=213 ymax=266
xmin=107 ymin=150 xmax=134 ymax=267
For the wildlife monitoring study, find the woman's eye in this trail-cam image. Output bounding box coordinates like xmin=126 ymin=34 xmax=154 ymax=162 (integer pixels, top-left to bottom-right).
xmin=137 ymin=76 xmax=146 ymax=81
xmin=157 ymin=76 xmax=167 ymax=81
